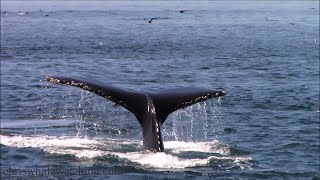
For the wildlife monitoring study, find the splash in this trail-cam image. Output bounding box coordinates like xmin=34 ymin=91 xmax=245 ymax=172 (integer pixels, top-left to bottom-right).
xmin=163 ymin=99 xmax=223 ymax=142
xmin=0 ymin=134 xmax=251 ymax=169
xmin=165 ymin=141 xmax=228 ymax=154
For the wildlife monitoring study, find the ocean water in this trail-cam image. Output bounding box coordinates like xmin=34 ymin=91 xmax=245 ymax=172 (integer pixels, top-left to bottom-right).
xmin=1 ymin=1 xmax=319 ymax=179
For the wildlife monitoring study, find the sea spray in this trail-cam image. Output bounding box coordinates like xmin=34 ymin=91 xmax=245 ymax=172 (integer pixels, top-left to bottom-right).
xmin=162 ymin=99 xmax=224 ymax=142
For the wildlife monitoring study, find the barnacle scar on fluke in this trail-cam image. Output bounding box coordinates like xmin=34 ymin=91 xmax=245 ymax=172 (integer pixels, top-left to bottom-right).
xmin=43 ymin=75 xmax=226 ymax=152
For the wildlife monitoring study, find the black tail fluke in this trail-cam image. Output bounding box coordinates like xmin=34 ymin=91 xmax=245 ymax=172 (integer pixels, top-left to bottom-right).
xmin=150 ymin=87 xmax=226 ymax=124
xmin=44 ymin=75 xmax=226 ymax=152
xmin=44 ymin=76 xmax=226 ymax=125
xmin=43 ymin=76 xmax=147 ymax=124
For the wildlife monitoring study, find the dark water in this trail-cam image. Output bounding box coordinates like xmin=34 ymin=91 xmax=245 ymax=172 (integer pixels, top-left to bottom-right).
xmin=1 ymin=1 xmax=319 ymax=179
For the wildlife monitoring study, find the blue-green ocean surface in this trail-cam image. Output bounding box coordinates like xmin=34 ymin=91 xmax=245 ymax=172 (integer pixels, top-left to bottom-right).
xmin=1 ymin=1 xmax=319 ymax=179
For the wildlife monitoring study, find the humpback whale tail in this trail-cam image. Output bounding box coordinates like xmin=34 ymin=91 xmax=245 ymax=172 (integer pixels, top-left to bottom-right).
xmin=44 ymin=76 xmax=226 ymax=152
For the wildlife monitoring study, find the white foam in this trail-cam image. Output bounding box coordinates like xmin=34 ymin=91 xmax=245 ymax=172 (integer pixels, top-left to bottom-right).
xmin=114 ymin=152 xmax=212 ymax=168
xmin=0 ymin=119 xmax=79 ymax=129
xmin=0 ymin=134 xmax=102 ymax=148
xmin=165 ymin=140 xmax=229 ymax=155
xmin=0 ymin=134 xmax=251 ymax=169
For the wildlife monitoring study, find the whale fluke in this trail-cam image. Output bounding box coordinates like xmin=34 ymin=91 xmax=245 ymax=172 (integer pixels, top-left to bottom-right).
xmin=149 ymin=87 xmax=226 ymax=124
xmin=144 ymin=18 xmax=158 ymax=23
xmin=44 ymin=76 xmax=146 ymax=123
xmin=44 ymin=75 xmax=226 ymax=152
